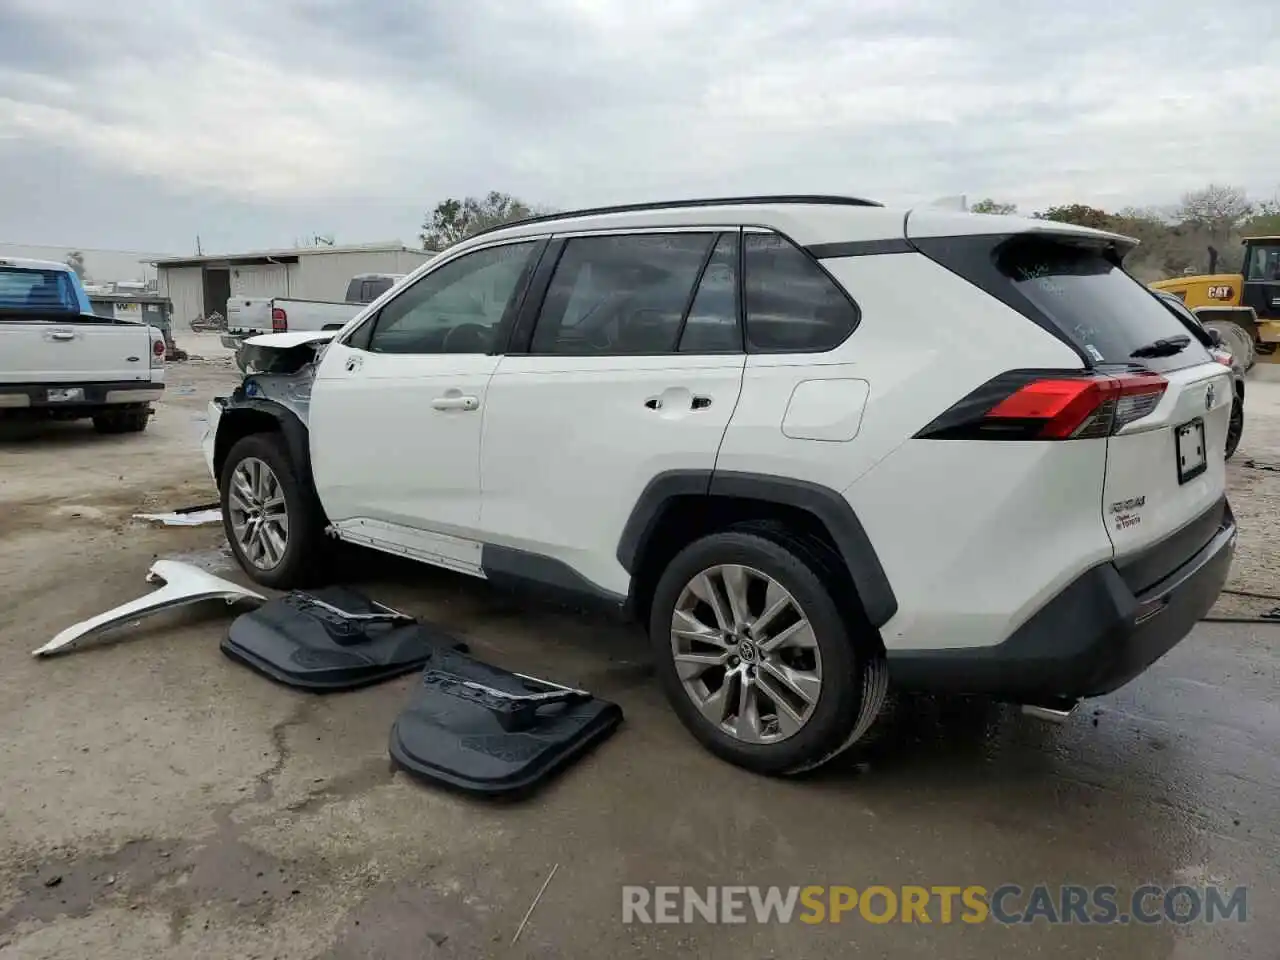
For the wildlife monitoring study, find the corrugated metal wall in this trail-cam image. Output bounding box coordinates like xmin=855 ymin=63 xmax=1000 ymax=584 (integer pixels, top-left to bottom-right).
xmin=230 ymin=263 xmax=290 ymax=298
xmin=157 ymin=266 xmax=204 ymax=326
xmin=292 ymin=250 xmax=431 ymax=301
xmin=397 ymin=248 xmax=433 ymax=276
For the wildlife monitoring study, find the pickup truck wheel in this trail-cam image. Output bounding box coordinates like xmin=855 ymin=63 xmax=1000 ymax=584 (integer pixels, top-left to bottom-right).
xmin=92 ymin=409 xmax=150 ymax=434
xmin=649 ymin=530 xmax=887 ymax=777
xmin=220 ymin=433 xmax=326 ymax=588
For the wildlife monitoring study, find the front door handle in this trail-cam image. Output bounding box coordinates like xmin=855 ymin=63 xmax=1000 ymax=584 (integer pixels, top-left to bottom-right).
xmin=49 ymin=331 xmax=76 ymax=342
xmin=431 ymin=395 xmax=479 ymax=412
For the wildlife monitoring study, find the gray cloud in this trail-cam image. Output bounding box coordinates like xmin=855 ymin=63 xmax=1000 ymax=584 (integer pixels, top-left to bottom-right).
xmin=1 ymin=0 xmax=1276 ymax=253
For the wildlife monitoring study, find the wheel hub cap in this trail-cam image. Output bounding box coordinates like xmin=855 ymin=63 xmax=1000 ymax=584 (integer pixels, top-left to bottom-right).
xmin=227 ymin=457 xmax=290 ymax=571
xmin=670 ymin=564 xmax=822 ymax=745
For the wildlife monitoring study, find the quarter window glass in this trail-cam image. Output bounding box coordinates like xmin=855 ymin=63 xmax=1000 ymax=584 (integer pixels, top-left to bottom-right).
xmin=743 ymin=234 xmax=859 ymax=353
xmin=368 ymin=242 xmax=538 ymax=354
xmin=531 ymin=233 xmax=714 ymax=355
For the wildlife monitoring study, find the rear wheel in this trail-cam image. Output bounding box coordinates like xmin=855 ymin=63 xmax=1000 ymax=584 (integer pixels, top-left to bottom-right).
xmin=220 ymin=433 xmax=328 ymax=588
xmin=92 ymin=408 xmax=150 ymax=434
xmin=649 ymin=529 xmax=887 ymax=776
xmin=1226 ymin=394 xmax=1244 ymax=460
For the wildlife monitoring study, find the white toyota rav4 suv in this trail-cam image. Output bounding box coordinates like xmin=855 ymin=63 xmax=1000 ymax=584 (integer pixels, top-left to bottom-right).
xmin=204 ymin=196 xmax=1236 ymax=775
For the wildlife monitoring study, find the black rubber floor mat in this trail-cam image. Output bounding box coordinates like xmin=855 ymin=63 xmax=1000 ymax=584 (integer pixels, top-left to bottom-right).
xmin=222 ymin=587 xmax=459 ymax=692
xmin=389 ymin=648 xmax=623 ymax=797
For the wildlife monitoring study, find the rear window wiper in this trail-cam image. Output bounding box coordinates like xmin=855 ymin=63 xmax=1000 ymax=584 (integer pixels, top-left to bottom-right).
xmin=1130 ymin=334 xmax=1190 ymax=358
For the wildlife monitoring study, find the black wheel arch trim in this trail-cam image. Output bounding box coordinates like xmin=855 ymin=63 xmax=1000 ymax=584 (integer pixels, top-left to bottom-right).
xmin=617 ymin=469 xmax=898 ymax=627
xmin=214 ymin=397 xmax=313 ymax=487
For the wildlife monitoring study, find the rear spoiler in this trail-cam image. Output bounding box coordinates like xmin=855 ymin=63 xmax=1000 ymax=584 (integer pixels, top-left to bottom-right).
xmin=905 ymin=209 xmax=1140 ymax=258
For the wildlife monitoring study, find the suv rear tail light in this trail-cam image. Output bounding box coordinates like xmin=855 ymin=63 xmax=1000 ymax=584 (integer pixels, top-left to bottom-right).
xmin=271 ymin=307 xmax=287 ymax=333
xmin=916 ymin=370 xmax=1167 ymax=441
xmin=151 ymin=333 xmax=166 ymax=366
xmin=1210 ymin=347 xmax=1233 ymax=368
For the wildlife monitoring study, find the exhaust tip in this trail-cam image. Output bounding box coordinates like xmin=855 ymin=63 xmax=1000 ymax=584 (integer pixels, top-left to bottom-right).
xmin=1021 ymin=702 xmax=1078 ymax=724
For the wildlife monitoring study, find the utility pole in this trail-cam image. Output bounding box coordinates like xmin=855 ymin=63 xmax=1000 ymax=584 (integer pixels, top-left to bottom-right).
xmin=196 ymin=235 xmax=203 ymax=255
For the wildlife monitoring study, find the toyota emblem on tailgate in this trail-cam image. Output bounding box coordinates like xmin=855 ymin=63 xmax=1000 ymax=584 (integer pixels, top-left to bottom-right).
xmin=1205 ymin=384 xmax=1215 ymax=410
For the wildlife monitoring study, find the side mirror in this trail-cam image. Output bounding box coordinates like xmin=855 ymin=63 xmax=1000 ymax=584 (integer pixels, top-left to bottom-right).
xmin=1207 ymin=327 xmax=1225 ymax=347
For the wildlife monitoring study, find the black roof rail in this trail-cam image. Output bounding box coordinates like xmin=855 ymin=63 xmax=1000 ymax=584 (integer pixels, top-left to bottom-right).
xmin=466 ymin=194 xmax=883 ymax=240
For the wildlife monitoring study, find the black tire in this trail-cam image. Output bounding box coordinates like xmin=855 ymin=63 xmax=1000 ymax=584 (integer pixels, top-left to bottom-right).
xmin=92 ymin=408 xmax=150 ymax=434
xmin=219 ymin=432 xmax=328 ymax=589
xmin=649 ymin=528 xmax=887 ymax=776
xmin=1226 ymin=394 xmax=1244 ymax=461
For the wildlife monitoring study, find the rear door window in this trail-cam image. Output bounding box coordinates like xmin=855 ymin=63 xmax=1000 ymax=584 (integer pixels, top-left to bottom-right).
xmin=530 ymin=233 xmax=715 ymax=355
xmin=678 ymin=232 xmax=741 ymax=353
xmin=998 ymin=239 xmax=1212 ymax=372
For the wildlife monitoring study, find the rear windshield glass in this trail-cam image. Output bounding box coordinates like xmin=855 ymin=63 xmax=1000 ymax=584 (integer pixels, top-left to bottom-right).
xmin=0 ymin=267 xmax=79 ymax=316
xmin=998 ymin=239 xmax=1212 ymax=372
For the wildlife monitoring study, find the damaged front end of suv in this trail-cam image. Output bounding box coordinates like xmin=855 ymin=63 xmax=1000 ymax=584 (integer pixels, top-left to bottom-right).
xmin=201 ymin=332 xmax=334 ymax=487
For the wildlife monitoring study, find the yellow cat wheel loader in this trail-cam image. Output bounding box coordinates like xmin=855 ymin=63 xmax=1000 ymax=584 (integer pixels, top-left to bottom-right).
xmin=1150 ymin=236 xmax=1280 ymax=369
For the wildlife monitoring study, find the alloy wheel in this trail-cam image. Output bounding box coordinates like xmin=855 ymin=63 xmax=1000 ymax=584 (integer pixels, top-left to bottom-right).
xmin=227 ymin=457 xmax=290 ymax=570
xmin=670 ymin=564 xmax=823 ymax=744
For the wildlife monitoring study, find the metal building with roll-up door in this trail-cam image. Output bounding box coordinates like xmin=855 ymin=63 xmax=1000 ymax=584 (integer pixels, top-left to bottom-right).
xmin=151 ymin=243 xmax=432 ymax=329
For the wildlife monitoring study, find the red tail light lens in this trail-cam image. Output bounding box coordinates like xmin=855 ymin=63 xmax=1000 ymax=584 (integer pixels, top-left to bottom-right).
xmin=152 ymin=336 xmax=166 ymax=357
xmin=916 ymin=371 xmax=1167 ymax=441
xmin=271 ymin=307 xmax=287 ymax=332
xmin=1210 ymin=347 xmax=1233 ymax=368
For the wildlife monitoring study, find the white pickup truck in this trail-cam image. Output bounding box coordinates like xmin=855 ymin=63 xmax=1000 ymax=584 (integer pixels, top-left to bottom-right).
xmin=221 ymin=273 xmax=405 ymax=349
xmin=0 ymin=257 xmax=166 ymax=433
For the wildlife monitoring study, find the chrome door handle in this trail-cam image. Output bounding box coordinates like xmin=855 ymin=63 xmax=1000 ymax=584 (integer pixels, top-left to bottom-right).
xmin=49 ymin=332 xmax=76 ymax=342
xmin=431 ymin=395 xmax=479 ymax=411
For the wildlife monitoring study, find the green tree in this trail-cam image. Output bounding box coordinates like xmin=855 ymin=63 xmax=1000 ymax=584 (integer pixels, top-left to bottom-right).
xmin=420 ymin=192 xmax=544 ymax=251
xmin=969 ymin=198 xmax=1018 ymax=215
xmin=64 ymin=250 xmax=86 ymax=280
xmin=1033 ymin=204 xmax=1116 ymax=230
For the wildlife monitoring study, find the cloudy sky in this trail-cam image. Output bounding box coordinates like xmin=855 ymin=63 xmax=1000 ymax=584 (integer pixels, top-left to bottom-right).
xmin=0 ymin=0 xmax=1275 ymax=256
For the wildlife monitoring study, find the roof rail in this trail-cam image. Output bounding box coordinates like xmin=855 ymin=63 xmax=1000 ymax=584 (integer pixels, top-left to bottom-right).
xmin=467 ymin=194 xmax=883 ymax=240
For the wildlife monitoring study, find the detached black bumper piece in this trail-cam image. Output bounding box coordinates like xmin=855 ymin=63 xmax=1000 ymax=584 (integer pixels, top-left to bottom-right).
xmin=389 ymin=648 xmax=623 ymax=797
xmin=887 ymin=501 xmax=1237 ymax=703
xmin=222 ymin=587 xmax=458 ymax=692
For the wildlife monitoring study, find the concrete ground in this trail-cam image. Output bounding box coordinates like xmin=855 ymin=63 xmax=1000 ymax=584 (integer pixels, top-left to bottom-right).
xmin=0 ymin=334 xmax=1277 ymax=958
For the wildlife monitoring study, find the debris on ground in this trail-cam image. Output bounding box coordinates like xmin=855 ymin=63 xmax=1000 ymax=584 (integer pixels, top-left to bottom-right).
xmin=133 ymin=503 xmax=222 ymax=527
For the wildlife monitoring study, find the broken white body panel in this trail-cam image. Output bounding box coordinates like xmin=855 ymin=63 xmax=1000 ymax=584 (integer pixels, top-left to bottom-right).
xmin=33 ymin=559 xmax=265 ymax=657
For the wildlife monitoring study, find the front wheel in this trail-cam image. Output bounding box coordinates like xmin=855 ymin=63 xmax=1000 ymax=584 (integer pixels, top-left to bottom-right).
xmin=649 ymin=530 xmax=887 ymax=776
xmin=220 ymin=433 xmax=328 ymax=588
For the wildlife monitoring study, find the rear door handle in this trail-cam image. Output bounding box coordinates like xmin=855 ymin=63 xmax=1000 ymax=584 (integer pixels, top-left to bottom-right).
xmin=431 ymin=395 xmax=479 ymax=411
xmin=49 ymin=331 xmax=76 ymax=342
